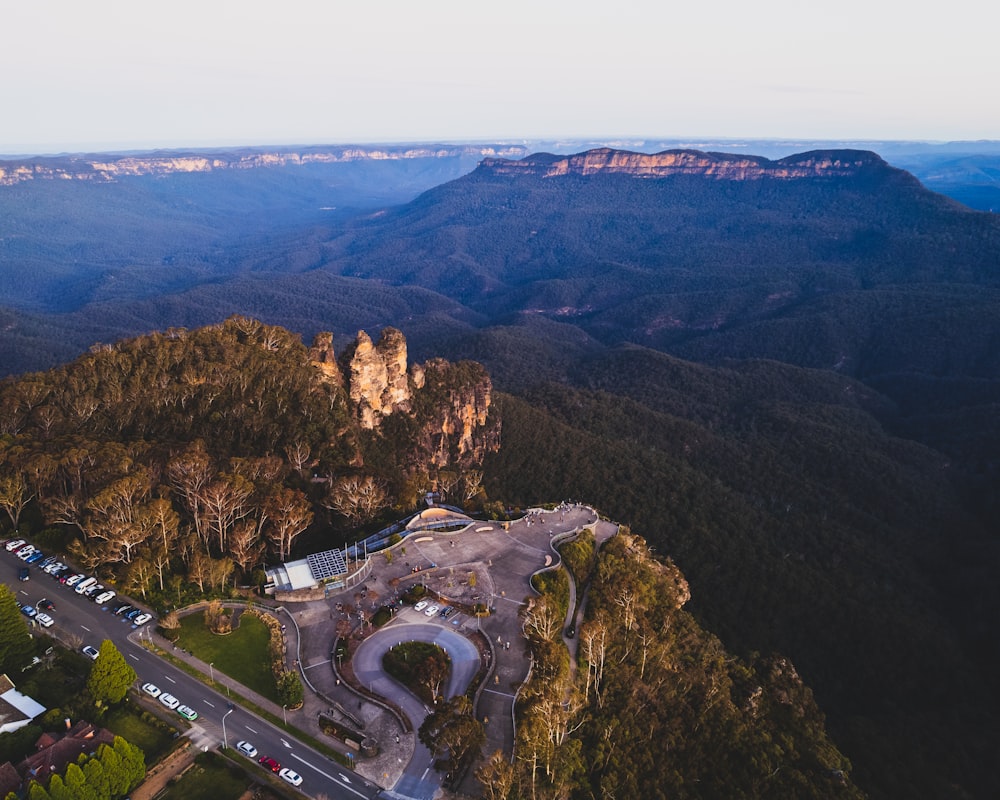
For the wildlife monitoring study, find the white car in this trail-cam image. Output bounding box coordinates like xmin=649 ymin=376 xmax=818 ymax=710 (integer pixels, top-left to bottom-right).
xmin=141 ymin=683 xmax=161 ymax=698
xmin=4 ymin=539 xmax=26 ymax=551
xmin=81 ymin=645 xmax=100 ymax=660
xmin=94 ymin=590 xmax=116 ymax=604
xmin=278 ymin=768 xmax=303 ymax=787
xmin=424 ymin=604 xmax=440 ymax=617
xmin=158 ymin=693 xmax=179 ymax=710
xmin=235 ymin=740 xmax=258 ymax=758
xmin=413 ymin=600 xmax=429 ymax=612
xmin=35 ymin=612 xmax=54 ymax=628
xmin=133 ymin=612 xmax=152 ymax=625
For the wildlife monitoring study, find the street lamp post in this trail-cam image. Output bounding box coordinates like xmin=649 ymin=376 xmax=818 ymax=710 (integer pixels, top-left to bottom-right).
xmin=209 ymin=662 xmax=214 ymax=683
xmin=282 ymin=704 xmax=287 ymax=725
xmin=222 ymin=705 xmax=234 ymax=749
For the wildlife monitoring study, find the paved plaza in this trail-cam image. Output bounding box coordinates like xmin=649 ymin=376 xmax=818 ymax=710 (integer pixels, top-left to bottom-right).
xmin=285 ymin=503 xmax=618 ymax=797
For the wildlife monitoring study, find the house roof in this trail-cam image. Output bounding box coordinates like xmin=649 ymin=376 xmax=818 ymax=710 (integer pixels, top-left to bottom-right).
xmin=17 ymin=721 xmax=115 ymax=782
xmin=0 ymin=761 xmax=22 ymax=797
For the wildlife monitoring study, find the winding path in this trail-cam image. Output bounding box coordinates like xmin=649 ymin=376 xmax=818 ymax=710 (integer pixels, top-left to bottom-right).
xmin=353 ymin=623 xmax=480 ymax=800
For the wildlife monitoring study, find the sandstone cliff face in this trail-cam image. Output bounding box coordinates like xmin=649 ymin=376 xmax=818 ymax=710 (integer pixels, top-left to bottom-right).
xmin=343 ymin=328 xmax=411 ymax=429
xmin=416 ymin=358 xmax=497 ymax=469
xmin=307 ymin=332 xmax=343 ymax=387
xmin=0 ymin=144 xmax=528 ymax=186
xmin=479 ymin=147 xmax=888 ymax=181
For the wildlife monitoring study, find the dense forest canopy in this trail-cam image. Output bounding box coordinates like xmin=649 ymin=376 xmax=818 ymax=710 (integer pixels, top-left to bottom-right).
xmin=506 ymin=530 xmax=866 ymax=799
xmin=0 ymin=317 xmax=496 ymax=602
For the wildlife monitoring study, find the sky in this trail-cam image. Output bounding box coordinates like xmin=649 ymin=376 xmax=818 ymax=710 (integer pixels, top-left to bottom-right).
xmin=3 ymin=0 xmax=997 ymax=155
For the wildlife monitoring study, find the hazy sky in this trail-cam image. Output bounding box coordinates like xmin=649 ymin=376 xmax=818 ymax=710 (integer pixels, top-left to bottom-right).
xmin=3 ymin=0 xmax=996 ymax=154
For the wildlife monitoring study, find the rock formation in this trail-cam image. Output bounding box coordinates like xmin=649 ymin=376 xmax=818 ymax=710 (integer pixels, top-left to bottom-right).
xmin=478 ymin=147 xmax=888 ymax=181
xmin=342 ymin=328 xmax=412 ymax=429
xmin=308 ymin=327 xmax=497 ymax=469
xmin=0 ymin=144 xmax=529 ymax=186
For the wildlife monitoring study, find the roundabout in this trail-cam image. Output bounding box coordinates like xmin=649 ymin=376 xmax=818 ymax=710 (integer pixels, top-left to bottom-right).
xmin=351 ymin=622 xmax=483 ymax=800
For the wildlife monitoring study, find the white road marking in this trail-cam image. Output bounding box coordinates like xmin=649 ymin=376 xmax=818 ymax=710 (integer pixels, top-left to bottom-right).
xmin=281 ymin=738 xmax=291 ymax=748
xmin=288 ymin=754 xmax=367 ymax=798
xmin=244 ymin=725 xmax=258 ymax=734
xmin=203 ymin=700 xmax=215 ymax=708
xmin=421 ymin=767 xmax=431 ymax=780
xmin=304 ymin=659 xmax=331 ymax=670
xmin=128 ymin=654 xmax=139 ymax=661
xmin=165 ymin=676 xmax=176 ymax=683
xmin=80 ymin=625 xmax=91 ymax=632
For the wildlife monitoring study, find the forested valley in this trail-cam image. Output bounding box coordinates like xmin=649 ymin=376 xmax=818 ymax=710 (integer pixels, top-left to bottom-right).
xmin=2 ymin=144 xmax=999 ymax=798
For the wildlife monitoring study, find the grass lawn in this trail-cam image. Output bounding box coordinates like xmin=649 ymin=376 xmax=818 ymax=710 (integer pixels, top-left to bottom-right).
xmin=176 ymin=610 xmax=279 ymax=702
xmin=160 ymin=752 xmax=250 ymax=800
xmin=104 ymin=703 xmax=179 ymax=763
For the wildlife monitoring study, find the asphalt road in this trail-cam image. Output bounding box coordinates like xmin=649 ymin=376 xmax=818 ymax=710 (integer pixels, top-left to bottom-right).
xmin=352 ymin=620 xmax=480 ymax=800
xmin=2 ymin=547 xmax=382 ymax=800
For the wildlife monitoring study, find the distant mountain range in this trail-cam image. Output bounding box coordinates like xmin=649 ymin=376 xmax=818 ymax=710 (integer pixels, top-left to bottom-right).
xmin=2 ymin=142 xmax=999 ymax=798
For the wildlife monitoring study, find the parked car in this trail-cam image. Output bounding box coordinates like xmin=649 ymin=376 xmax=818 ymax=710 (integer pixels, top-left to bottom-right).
xmin=141 ymin=683 xmax=161 ymax=698
xmin=63 ymin=573 xmax=85 ymax=587
xmin=125 ymin=608 xmax=143 ymax=621
xmin=176 ymin=705 xmax=198 ymax=721
xmin=424 ymin=604 xmax=440 ymax=617
xmin=17 ymin=545 xmax=36 ymax=560
xmin=26 ymin=551 xmax=46 ymax=564
xmin=4 ymin=539 xmax=26 ymax=551
xmin=83 ymin=583 xmax=104 ymax=598
xmin=158 ymin=693 xmax=179 ymax=710
xmin=132 ymin=613 xmax=152 ymax=625
xmin=40 ymin=556 xmax=57 ymax=568
xmin=35 ymin=612 xmax=54 ymax=628
xmin=413 ymin=600 xmax=429 ymax=611
xmin=94 ymin=590 xmax=116 ymax=605
xmin=258 ymin=756 xmax=281 ymax=773
xmin=81 ymin=645 xmax=99 ymax=659
xmin=44 ymin=561 xmax=65 ymax=575
xmin=236 ymin=741 xmax=258 ymax=758
xmin=20 ymin=604 xmax=37 ymax=618
xmin=75 ymin=577 xmax=98 ymax=594
xmin=113 ymin=603 xmax=134 ymax=615
xmin=278 ymin=768 xmax=303 ymax=787
xmin=37 ymin=598 xmax=54 ymax=611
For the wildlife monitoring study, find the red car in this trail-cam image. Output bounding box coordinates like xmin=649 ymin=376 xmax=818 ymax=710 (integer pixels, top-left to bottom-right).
xmin=258 ymin=756 xmax=281 ymax=773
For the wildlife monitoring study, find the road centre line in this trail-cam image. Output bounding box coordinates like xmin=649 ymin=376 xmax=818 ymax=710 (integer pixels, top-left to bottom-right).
xmin=165 ymin=675 xmax=176 ymax=683
xmin=80 ymin=625 xmax=91 ymax=632
xmin=244 ymin=725 xmax=258 ymax=733
xmin=203 ymin=700 xmax=215 ymax=708
xmin=288 ymin=753 xmax=368 ymax=799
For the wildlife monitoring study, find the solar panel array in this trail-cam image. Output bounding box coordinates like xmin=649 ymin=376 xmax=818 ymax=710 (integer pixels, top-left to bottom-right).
xmin=307 ymin=548 xmax=348 ymax=581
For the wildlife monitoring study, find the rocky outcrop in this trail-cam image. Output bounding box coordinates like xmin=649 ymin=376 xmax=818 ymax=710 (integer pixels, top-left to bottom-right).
xmin=307 ymin=332 xmax=343 ymax=387
xmin=416 ymin=358 xmax=498 ymax=469
xmin=478 ymin=147 xmax=888 ymax=181
xmin=0 ymin=144 xmax=529 ymax=186
xmin=310 ymin=328 xmax=497 ymax=469
xmin=343 ymin=328 xmax=412 ymax=429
